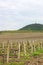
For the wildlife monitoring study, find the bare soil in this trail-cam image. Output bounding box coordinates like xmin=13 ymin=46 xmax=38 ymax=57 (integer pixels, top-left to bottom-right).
xmin=0 ymin=32 xmax=43 ymax=40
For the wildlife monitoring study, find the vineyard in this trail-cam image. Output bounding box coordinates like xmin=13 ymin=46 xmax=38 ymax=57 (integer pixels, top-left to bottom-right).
xmin=0 ymin=33 xmax=43 ymax=65
xmin=0 ymin=39 xmax=43 ymax=65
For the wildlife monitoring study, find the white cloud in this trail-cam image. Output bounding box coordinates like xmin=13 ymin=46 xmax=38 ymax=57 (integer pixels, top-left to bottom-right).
xmin=0 ymin=0 xmax=43 ymax=30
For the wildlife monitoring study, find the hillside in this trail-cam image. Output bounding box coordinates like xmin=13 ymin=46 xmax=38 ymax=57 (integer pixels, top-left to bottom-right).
xmin=20 ymin=23 xmax=43 ymax=32
xmin=0 ymin=23 xmax=43 ymax=34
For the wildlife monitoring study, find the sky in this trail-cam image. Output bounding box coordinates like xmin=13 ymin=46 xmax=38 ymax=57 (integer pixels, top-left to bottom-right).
xmin=0 ymin=0 xmax=43 ymax=30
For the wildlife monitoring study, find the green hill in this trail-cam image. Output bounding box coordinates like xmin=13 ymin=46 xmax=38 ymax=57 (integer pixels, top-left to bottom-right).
xmin=20 ymin=23 xmax=43 ymax=32
xmin=0 ymin=23 xmax=43 ymax=34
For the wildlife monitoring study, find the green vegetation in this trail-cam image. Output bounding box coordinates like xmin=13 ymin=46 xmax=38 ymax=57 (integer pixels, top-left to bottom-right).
xmin=5 ymin=62 xmax=24 ymax=65
xmin=0 ymin=62 xmax=24 ymax=65
xmin=31 ymin=49 xmax=43 ymax=57
xmin=20 ymin=23 xmax=43 ymax=32
xmin=0 ymin=49 xmax=43 ymax=65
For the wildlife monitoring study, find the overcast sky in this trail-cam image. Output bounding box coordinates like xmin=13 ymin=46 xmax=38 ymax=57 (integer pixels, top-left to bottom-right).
xmin=0 ymin=0 xmax=43 ymax=30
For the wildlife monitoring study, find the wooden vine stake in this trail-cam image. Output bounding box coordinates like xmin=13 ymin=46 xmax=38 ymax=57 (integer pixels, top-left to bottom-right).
xmin=11 ymin=42 xmax=13 ymax=49
xmin=18 ymin=42 xmax=20 ymax=59
xmin=7 ymin=43 xmax=9 ymax=63
xmin=23 ymin=41 xmax=26 ymax=56
xmin=3 ymin=42 xmax=4 ymax=49
xmin=29 ymin=40 xmax=33 ymax=53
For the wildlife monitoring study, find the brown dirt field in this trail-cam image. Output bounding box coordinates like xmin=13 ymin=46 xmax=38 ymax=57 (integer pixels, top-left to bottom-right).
xmin=0 ymin=32 xmax=43 ymax=40
xmin=0 ymin=33 xmax=43 ymax=38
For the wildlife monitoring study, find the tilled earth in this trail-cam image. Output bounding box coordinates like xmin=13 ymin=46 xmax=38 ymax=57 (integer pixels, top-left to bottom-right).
xmin=0 ymin=33 xmax=43 ymax=40
xmin=25 ymin=54 xmax=43 ymax=65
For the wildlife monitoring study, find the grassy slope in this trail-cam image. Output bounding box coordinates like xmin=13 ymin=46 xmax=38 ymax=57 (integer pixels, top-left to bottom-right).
xmin=0 ymin=30 xmax=43 ymax=34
